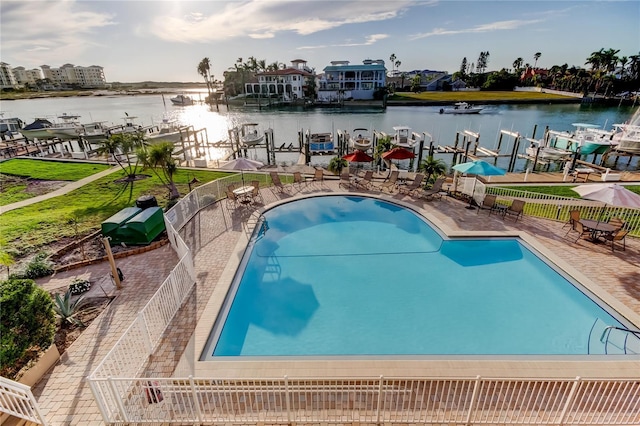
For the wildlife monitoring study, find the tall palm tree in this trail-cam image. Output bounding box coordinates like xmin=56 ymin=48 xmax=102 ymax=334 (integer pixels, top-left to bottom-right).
xmin=513 ymin=58 xmax=523 ymax=72
xmin=389 ymin=53 xmax=397 ymax=74
xmin=533 ymin=52 xmax=542 ymax=68
xmin=197 ymin=57 xmax=212 ymax=101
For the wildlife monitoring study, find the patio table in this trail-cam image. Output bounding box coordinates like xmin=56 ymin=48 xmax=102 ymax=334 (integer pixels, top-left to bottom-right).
xmin=580 ymin=219 xmax=617 ymax=242
xmin=233 ymin=185 xmax=255 ymax=204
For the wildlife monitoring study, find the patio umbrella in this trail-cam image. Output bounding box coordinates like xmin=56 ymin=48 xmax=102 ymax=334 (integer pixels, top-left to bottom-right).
xmin=343 ymin=150 xmax=373 ymax=164
xmin=381 ymin=147 xmax=415 ymax=160
xmin=572 ymin=183 xmax=640 ymax=222
xmin=220 ymin=157 xmax=264 ymax=185
xmin=452 ymin=160 xmax=506 ymax=209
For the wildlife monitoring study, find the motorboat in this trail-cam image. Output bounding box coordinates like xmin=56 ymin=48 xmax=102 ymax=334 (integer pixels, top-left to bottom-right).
xmin=20 ymin=118 xmax=54 ymax=140
xmin=546 ymin=124 xmax=617 ymax=156
xmin=392 ymin=126 xmax=422 ymax=148
xmin=239 ymin=123 xmax=264 ymax=146
xmin=45 ymin=113 xmax=83 ymax=139
xmin=170 ymin=94 xmax=194 ymax=106
xmin=349 ymin=128 xmax=372 ymax=151
xmin=611 ymin=123 xmax=640 ymax=154
xmin=0 ymin=115 xmax=24 ymax=141
xmin=147 ymin=117 xmax=186 ymax=144
xmin=308 ymin=131 xmax=335 ymax=152
xmin=439 ymin=102 xmax=483 ymax=114
xmin=80 ymin=121 xmax=111 ymax=143
xmin=525 ymin=137 xmax=572 ymax=160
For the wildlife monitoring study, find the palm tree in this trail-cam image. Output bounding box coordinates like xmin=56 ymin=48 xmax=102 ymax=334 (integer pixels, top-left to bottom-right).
xmin=533 ymin=52 xmax=542 ymax=68
xmin=97 ymin=132 xmax=145 ymax=180
xmin=389 ymin=53 xmax=397 ymax=74
xmin=136 ymin=141 xmax=180 ymax=200
xmin=418 ymin=156 xmax=447 ymax=184
xmin=513 ymin=58 xmax=523 ymax=72
xmin=197 ymin=57 xmax=212 ymax=102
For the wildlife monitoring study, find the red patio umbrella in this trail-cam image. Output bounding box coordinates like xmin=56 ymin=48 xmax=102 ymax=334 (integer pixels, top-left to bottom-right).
xmin=343 ymin=150 xmax=373 ymax=163
xmin=382 ymin=147 xmax=415 ymax=160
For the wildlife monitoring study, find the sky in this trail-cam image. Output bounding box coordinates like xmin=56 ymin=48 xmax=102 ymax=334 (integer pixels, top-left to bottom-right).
xmin=1 ymin=0 xmax=638 ymax=83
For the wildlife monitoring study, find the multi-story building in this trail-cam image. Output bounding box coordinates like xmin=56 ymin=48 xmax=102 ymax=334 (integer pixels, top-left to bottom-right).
xmin=12 ymin=66 xmax=44 ymax=86
xmin=40 ymin=63 xmax=107 ymax=88
xmin=244 ymin=59 xmax=315 ymax=101
xmin=317 ymin=59 xmax=386 ymax=101
xmin=0 ymin=62 xmax=18 ymax=89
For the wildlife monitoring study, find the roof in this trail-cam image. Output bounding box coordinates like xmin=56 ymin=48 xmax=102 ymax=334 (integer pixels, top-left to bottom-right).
xmin=256 ymin=68 xmax=314 ymax=77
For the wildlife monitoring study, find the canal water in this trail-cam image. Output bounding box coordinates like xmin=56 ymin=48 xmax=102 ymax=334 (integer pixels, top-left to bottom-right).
xmin=2 ymin=92 xmax=638 ymax=172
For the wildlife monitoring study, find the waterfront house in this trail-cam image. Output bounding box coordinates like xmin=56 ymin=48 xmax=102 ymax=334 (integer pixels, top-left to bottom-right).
xmin=244 ymin=59 xmax=315 ymax=102
xmin=317 ymin=59 xmax=386 ymax=101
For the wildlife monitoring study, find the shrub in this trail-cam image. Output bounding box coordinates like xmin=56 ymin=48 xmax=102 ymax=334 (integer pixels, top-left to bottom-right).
xmin=13 ymin=252 xmax=54 ymax=279
xmin=53 ymin=289 xmax=87 ymax=327
xmin=69 ymin=278 xmax=91 ymax=295
xmin=0 ymin=278 xmax=56 ymax=378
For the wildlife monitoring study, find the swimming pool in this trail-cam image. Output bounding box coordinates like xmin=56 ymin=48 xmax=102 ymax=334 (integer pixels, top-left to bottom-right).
xmin=203 ymin=195 xmax=640 ymax=358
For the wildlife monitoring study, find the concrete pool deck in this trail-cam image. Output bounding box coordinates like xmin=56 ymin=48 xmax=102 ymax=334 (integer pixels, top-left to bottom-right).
xmin=30 ymin=179 xmax=640 ymax=425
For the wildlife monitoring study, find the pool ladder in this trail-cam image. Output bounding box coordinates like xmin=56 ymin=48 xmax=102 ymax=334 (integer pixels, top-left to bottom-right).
xmin=588 ymin=318 xmax=640 ymax=354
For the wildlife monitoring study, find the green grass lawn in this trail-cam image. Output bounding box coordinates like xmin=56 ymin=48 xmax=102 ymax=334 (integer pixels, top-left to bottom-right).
xmin=502 ymin=185 xmax=640 ymax=198
xmin=1 ymin=167 xmax=232 ymax=257
xmin=0 ymin=158 xmax=111 ymax=180
xmin=390 ymin=91 xmax=575 ymax=102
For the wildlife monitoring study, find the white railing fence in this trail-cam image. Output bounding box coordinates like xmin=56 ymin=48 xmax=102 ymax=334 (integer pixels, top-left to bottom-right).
xmin=86 ymin=376 xmax=640 ymax=425
xmin=460 ymin=177 xmax=640 ymax=237
xmin=0 ymin=376 xmax=48 ymax=425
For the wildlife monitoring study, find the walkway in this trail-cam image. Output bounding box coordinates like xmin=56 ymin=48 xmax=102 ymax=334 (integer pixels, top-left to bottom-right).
xmin=0 ymin=165 xmax=121 ymax=214
xmin=29 ymin=179 xmax=640 ymax=425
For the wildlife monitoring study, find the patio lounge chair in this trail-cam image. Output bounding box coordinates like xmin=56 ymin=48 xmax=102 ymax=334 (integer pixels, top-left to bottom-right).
xmin=354 ymin=171 xmax=374 ymax=189
xmin=379 ymin=170 xmax=400 ymax=192
xmin=269 ymin=171 xmax=287 ymax=193
xmin=503 ymin=199 xmax=525 ymax=221
xmin=293 ymin=172 xmax=306 ymax=188
xmin=312 ymin=168 xmax=324 ymax=186
xmin=477 ymin=194 xmax=497 ymax=214
xmin=398 ymin=173 xmax=425 ymax=196
xmin=339 ymin=170 xmax=352 ymax=189
xmin=602 ymin=229 xmax=628 ymax=251
xmin=420 ymin=176 xmax=446 ymax=200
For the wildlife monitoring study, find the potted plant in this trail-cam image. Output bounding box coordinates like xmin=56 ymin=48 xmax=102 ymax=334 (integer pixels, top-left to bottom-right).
xmin=328 ymin=156 xmax=348 ymax=175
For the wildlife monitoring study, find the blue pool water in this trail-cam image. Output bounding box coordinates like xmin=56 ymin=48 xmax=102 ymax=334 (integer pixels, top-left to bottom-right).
xmin=208 ymin=196 xmax=632 ymax=357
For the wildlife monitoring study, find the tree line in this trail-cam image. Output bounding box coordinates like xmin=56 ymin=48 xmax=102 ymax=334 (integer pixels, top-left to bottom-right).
xmin=453 ymin=48 xmax=639 ymax=95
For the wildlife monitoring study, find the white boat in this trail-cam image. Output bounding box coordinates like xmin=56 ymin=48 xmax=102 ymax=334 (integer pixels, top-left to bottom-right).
xmin=170 ymin=94 xmax=194 ymax=106
xmin=45 ymin=113 xmax=83 ymax=139
xmin=20 ymin=118 xmax=54 ymax=140
xmin=349 ymin=128 xmax=372 ymax=151
xmin=392 ymin=126 xmax=422 ymax=148
xmin=147 ymin=117 xmax=186 ymax=144
xmin=239 ymin=123 xmax=264 ymax=146
xmin=525 ymin=137 xmax=572 ymax=160
xmin=439 ymin=102 xmax=483 ymax=114
xmin=570 ymin=123 xmax=617 ymax=155
xmin=80 ymin=121 xmax=111 ymax=143
xmin=0 ymin=115 xmax=24 ymax=141
xmin=611 ymin=123 xmax=640 ymax=154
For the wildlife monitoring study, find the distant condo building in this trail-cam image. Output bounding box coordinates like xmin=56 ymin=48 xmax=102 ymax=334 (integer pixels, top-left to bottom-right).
xmin=317 ymin=59 xmax=386 ymax=101
xmin=0 ymin=62 xmax=107 ymax=89
xmin=41 ymin=64 xmax=107 ymax=88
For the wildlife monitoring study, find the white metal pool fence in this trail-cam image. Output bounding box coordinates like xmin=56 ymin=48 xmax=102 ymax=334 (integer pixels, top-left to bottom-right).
xmin=86 ymin=376 xmax=640 ymax=425
xmin=463 ymin=178 xmax=640 ymax=237
xmin=83 ymin=174 xmax=640 ymax=425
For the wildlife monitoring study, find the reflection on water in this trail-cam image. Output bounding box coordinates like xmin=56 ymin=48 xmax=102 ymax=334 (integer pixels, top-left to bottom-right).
xmin=4 ymin=93 xmax=638 ymax=171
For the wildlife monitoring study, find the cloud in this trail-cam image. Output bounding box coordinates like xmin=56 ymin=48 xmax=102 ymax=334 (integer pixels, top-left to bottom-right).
xmin=146 ymin=0 xmax=412 ymax=43
xmin=297 ymin=33 xmax=388 ymax=50
xmin=0 ymin=1 xmax=115 ymax=66
xmin=410 ymin=18 xmax=542 ymax=40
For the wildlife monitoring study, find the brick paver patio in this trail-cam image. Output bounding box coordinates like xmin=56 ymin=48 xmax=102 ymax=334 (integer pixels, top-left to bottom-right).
xmin=29 ymin=179 xmax=640 ymax=425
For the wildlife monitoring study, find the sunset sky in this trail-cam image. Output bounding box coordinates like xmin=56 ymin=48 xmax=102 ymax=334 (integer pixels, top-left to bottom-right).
xmin=1 ymin=0 xmax=638 ymax=82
